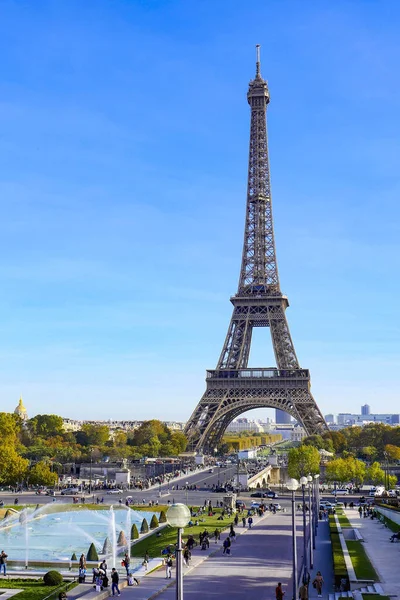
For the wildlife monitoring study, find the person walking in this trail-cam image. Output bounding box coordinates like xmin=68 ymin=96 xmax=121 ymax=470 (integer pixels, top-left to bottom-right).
xmin=79 ymin=554 xmax=86 ymax=570
xmin=276 ymin=582 xmax=285 ymax=600
xmin=222 ymin=537 xmax=231 ymax=555
xmin=111 ymin=568 xmax=120 ymax=596
xmin=165 ymin=554 xmax=173 ymax=579
xmin=142 ymin=550 xmax=149 ymax=570
xmin=183 ymin=546 xmax=191 ymax=567
xmin=299 ymin=582 xmax=308 ymax=600
xmin=0 ymin=551 xmax=7 ymax=575
xmin=242 ymin=516 xmax=247 ymax=527
xmin=312 ymin=571 xmax=324 ymax=598
xmin=248 ymin=516 xmax=253 ymax=529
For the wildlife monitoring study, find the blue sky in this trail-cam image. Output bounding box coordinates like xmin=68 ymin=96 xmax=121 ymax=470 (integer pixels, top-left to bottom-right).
xmin=1 ymin=0 xmax=399 ymax=421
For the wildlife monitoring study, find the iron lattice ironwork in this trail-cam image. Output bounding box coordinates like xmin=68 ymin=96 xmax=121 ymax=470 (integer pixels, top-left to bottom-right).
xmin=185 ymin=47 xmax=328 ymax=452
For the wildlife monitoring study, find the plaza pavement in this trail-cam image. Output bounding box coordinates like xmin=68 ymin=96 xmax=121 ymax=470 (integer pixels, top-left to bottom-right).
xmin=116 ymin=509 xmax=306 ymax=600
xmin=344 ymin=507 xmax=400 ymax=597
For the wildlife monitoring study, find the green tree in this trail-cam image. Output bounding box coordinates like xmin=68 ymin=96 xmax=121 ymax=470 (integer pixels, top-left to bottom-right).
xmin=387 ymin=474 xmax=398 ymax=489
xmin=80 ymin=424 xmax=110 ymax=446
xmin=29 ymin=461 xmax=58 ymax=486
xmin=0 ymin=444 xmax=29 ymax=485
xmin=150 ymin=514 xmax=159 ymax=529
xmin=367 ymin=461 xmax=385 ymax=485
xmin=287 ymin=445 xmax=320 ymax=479
xmin=140 ymin=518 xmax=149 ymax=533
xmin=384 ymin=444 xmax=400 ymax=461
xmin=303 ymin=435 xmax=325 ymax=450
xmin=28 ymin=415 xmax=64 ymax=438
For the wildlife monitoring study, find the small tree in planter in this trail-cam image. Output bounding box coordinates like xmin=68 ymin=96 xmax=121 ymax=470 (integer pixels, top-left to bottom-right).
xmin=71 ymin=553 xmax=77 ymax=561
xmin=140 ymin=518 xmax=149 ymax=534
xmin=159 ymin=510 xmax=167 ymax=523
xmin=86 ymin=543 xmax=99 ymax=562
xmin=131 ymin=523 xmax=139 ymax=540
xmin=150 ymin=514 xmax=159 ymax=529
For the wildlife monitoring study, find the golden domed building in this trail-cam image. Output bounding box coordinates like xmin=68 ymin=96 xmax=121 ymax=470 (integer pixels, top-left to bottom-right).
xmin=14 ymin=396 xmax=28 ymax=422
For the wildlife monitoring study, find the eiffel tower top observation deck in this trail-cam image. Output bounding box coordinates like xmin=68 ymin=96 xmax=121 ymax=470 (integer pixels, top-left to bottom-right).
xmin=184 ymin=47 xmax=328 ymax=452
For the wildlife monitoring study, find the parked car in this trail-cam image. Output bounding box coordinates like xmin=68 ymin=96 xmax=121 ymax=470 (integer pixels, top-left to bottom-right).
xmin=45 ymin=489 xmax=56 ymax=496
xmin=214 ymin=486 xmax=227 ymax=493
xmin=271 ymin=503 xmax=282 ymax=511
xmin=331 ymin=489 xmax=349 ymax=495
xmin=251 ymin=492 xmax=268 ymax=498
xmin=60 ymin=487 xmax=80 ymax=495
xmin=335 ymin=502 xmax=345 ymax=508
xmin=251 ymin=502 xmax=261 ymax=509
xmin=208 ymin=468 xmax=214 ymax=473
xmin=106 ymin=489 xmax=123 ymax=495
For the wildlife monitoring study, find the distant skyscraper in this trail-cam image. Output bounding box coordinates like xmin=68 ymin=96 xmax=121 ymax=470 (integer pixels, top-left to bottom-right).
xmin=361 ymin=404 xmax=370 ymax=416
xmin=275 ymin=409 xmax=291 ymax=424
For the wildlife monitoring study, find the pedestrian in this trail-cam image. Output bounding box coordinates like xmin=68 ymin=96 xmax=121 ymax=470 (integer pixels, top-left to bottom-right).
xmin=214 ymin=528 xmax=220 ymax=543
xmin=299 ymin=582 xmax=308 ymax=600
xmin=99 ymin=559 xmax=107 ymax=574
xmin=165 ymin=554 xmax=173 ymax=578
xmin=312 ymin=571 xmax=324 ymax=598
xmin=111 ymin=568 xmax=120 ymax=596
xmin=242 ymin=516 xmax=247 ymax=527
xmin=0 ymin=551 xmax=7 ymax=575
xmin=358 ymin=506 xmax=363 ymax=518
xmin=142 ymin=550 xmax=149 ymax=570
xmin=248 ymin=516 xmax=253 ymax=529
xmin=183 ymin=546 xmax=191 ymax=567
xmin=79 ymin=554 xmax=86 ymax=570
xmin=276 ymin=582 xmax=285 ymax=600
xmin=222 ymin=537 xmax=231 ymax=555
xmin=123 ymin=553 xmax=130 ymax=576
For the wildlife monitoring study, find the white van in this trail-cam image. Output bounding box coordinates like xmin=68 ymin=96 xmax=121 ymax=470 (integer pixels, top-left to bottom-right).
xmin=374 ymin=486 xmax=385 ymax=497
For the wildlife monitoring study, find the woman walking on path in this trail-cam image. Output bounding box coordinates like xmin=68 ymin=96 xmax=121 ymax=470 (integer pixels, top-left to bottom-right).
xmin=313 ymin=571 xmax=324 ymax=598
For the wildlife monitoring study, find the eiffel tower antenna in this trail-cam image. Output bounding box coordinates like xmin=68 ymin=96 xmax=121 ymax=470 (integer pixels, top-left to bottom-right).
xmin=185 ymin=47 xmax=328 ymax=452
xmin=256 ymin=44 xmax=261 ymax=77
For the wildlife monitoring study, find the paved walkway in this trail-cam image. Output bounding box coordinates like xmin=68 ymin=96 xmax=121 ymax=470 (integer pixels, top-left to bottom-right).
xmin=345 ymin=508 xmax=400 ymax=597
xmin=119 ymin=510 xmax=303 ymax=600
xmin=308 ymin=519 xmax=335 ymax=599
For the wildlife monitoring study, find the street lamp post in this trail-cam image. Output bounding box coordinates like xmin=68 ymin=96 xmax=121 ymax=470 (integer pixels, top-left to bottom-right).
xmin=166 ymin=503 xmax=191 ymax=600
xmin=89 ymin=449 xmax=93 ymax=496
xmin=185 ymin=481 xmax=189 ymax=505
xmin=287 ymin=478 xmax=299 ymax=600
xmin=313 ymin=474 xmax=320 ymax=543
xmin=307 ymin=475 xmax=314 ymax=569
xmin=300 ymin=476 xmax=308 ymax=584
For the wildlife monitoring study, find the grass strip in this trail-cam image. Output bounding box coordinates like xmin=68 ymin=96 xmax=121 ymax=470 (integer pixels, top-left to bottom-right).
xmin=346 ymin=541 xmax=379 ymax=581
xmin=131 ymin=508 xmax=229 ymax=558
xmin=335 ymin=511 xmax=351 ymax=528
xmin=361 ymin=595 xmax=390 ymax=600
xmin=376 ymin=511 xmax=400 ymax=533
xmin=328 ymin=515 xmax=347 ymax=578
xmin=0 ymin=579 xmax=76 ymax=600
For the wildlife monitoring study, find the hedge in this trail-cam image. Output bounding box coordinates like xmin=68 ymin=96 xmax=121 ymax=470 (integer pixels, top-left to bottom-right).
xmin=86 ymin=543 xmax=99 ymax=561
xmin=159 ymin=510 xmax=167 ymax=524
xmin=43 ymin=571 xmax=63 ymax=586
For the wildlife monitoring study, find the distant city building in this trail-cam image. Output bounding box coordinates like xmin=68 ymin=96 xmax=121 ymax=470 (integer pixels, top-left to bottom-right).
xmin=336 ymin=413 xmax=400 ymax=427
xmin=275 ymin=409 xmax=291 ymax=424
xmin=291 ymin=424 xmax=306 ymax=442
xmin=324 ymin=414 xmax=336 ymax=424
xmin=14 ymin=397 xmax=28 ymax=422
xmin=61 ymin=418 xmax=185 ymax=433
xmin=361 ymin=404 xmax=371 ymax=416
xmin=226 ymin=418 xmax=265 ymax=434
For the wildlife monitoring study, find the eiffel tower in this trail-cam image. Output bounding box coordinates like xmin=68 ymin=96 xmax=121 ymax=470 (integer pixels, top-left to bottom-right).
xmin=185 ymin=46 xmax=328 ymax=452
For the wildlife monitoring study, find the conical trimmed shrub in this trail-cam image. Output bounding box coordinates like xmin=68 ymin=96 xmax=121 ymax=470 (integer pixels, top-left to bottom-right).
xmin=117 ymin=530 xmax=127 ymax=546
xmin=150 ymin=514 xmax=159 ymax=529
xmin=131 ymin=523 xmax=139 ymax=540
xmin=140 ymin=518 xmax=149 ymax=534
xmin=102 ymin=537 xmax=112 ymax=554
xmin=159 ymin=510 xmax=167 ymax=523
xmin=71 ymin=553 xmax=77 ymax=561
xmin=86 ymin=543 xmax=99 ymax=562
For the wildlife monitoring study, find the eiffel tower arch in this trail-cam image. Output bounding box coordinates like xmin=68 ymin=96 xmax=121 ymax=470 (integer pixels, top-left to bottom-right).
xmin=185 ymin=46 xmax=328 ymax=453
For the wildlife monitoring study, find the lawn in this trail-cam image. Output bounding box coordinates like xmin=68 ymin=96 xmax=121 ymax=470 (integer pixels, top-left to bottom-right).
xmin=130 ymin=508 xmax=231 ymax=559
xmin=336 ymin=511 xmax=351 ymax=528
xmin=376 ymin=512 xmax=400 ymax=533
xmin=361 ymin=595 xmax=390 ymax=600
xmin=328 ymin=515 xmax=348 ymax=581
xmin=346 ymin=541 xmax=379 ymax=581
xmin=0 ymin=579 xmax=75 ymax=600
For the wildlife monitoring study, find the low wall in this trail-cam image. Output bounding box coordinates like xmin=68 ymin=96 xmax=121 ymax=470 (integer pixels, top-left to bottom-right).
xmin=376 ymin=505 xmax=400 ymax=526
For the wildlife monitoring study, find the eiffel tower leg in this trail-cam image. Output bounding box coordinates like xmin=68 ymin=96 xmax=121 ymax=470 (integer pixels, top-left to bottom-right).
xmin=268 ymin=305 xmax=299 ymax=370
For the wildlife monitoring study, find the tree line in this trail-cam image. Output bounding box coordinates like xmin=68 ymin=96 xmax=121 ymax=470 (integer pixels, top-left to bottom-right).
xmin=0 ymin=413 xmax=187 ymax=487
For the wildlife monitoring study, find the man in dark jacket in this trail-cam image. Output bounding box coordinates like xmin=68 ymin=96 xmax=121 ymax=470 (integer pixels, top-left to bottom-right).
xmin=111 ymin=568 xmax=120 ymax=596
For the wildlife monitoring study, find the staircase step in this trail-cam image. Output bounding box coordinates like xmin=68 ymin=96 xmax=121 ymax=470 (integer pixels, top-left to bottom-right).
xmin=373 ymin=584 xmax=384 ymax=595
xmin=335 ymin=593 xmax=341 ymax=600
xmin=328 ymin=594 xmax=335 ymax=600
xmin=366 ymin=586 xmax=375 ymax=593
xmin=360 ymin=588 xmax=368 ymax=593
